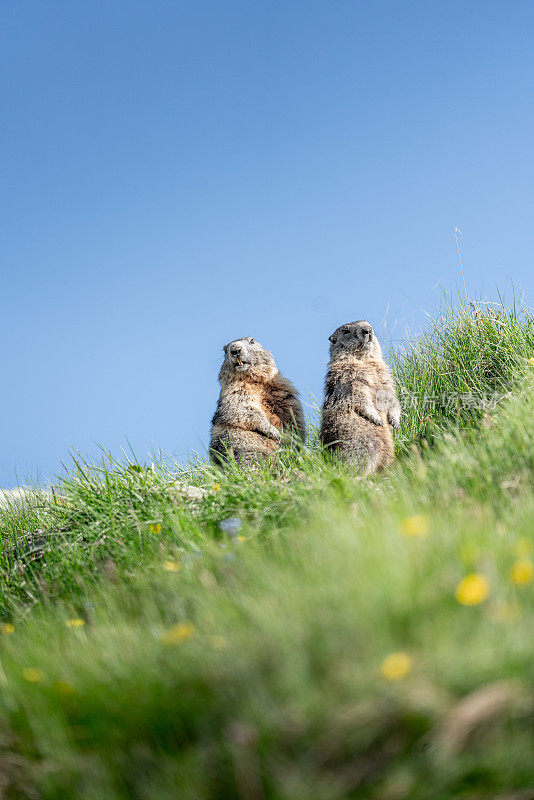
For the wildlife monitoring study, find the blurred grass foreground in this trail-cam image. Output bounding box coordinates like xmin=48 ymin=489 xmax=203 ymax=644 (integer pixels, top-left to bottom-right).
xmin=2 ymin=296 xmax=534 ymax=799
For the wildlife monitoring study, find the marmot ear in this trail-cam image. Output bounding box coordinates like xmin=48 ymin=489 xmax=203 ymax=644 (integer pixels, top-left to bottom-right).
xmin=329 ymin=334 xmax=337 ymax=344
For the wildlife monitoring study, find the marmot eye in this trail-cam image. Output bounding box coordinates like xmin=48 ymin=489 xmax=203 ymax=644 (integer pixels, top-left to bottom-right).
xmin=342 ymin=327 xmax=349 ymax=334
xmin=248 ymin=337 xmax=255 ymax=344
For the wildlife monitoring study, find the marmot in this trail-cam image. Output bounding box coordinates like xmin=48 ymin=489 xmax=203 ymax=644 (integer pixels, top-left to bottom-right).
xmin=320 ymin=321 xmax=401 ymax=474
xmin=210 ymin=337 xmax=306 ymax=465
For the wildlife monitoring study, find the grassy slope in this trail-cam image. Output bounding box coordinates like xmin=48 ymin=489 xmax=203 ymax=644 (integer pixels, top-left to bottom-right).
xmin=1 ymin=299 xmax=534 ymax=799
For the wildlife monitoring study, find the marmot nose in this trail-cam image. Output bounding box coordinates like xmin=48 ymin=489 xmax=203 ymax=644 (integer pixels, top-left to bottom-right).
xmin=230 ymin=347 xmax=241 ymax=356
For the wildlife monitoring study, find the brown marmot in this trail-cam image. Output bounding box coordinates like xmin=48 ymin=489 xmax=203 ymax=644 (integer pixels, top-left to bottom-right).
xmin=320 ymin=321 xmax=400 ymax=474
xmin=210 ymin=337 xmax=306 ymax=465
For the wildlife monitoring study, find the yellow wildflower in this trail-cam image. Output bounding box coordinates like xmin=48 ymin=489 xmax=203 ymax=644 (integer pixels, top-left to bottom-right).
xmin=455 ymin=573 xmax=490 ymax=606
xmin=236 ymin=535 xmax=246 ymax=543
xmin=160 ymin=622 xmax=196 ymax=645
xmin=23 ymin=668 xmax=44 ymax=683
xmin=528 ymin=357 xmax=534 ymax=366
xmin=213 ymin=483 xmax=221 ymax=492
xmin=380 ymin=651 xmax=412 ymax=680
xmin=65 ymin=618 xmax=85 ymax=628
xmin=163 ymin=560 xmax=181 ymax=572
xmin=401 ymin=515 xmax=429 ymax=537
xmin=0 ymin=623 xmax=15 ymax=635
xmin=510 ymin=559 xmax=534 ymax=586
xmin=150 ymin=523 xmax=162 ymax=534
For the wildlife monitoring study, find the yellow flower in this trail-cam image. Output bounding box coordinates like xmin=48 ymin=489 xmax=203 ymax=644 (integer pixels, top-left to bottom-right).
xmin=401 ymin=515 xmax=429 ymax=537
xmin=380 ymin=651 xmax=412 ymax=680
xmin=163 ymin=560 xmax=181 ymax=572
xmin=150 ymin=523 xmax=162 ymax=534
xmin=528 ymin=357 xmax=534 ymax=366
xmin=514 ymin=538 xmax=533 ymax=557
xmin=510 ymin=559 xmax=534 ymax=586
xmin=160 ymin=622 xmax=196 ymax=645
xmin=23 ymin=668 xmax=44 ymax=683
xmin=65 ymin=618 xmax=85 ymax=628
xmin=236 ymin=535 xmax=246 ymax=543
xmin=0 ymin=623 xmax=15 ymax=635
xmin=455 ymin=573 xmax=490 ymax=605
xmin=213 ymin=483 xmax=221 ymax=492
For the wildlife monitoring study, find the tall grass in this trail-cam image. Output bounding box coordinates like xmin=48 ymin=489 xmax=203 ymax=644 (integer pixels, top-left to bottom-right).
xmin=391 ymin=295 xmax=534 ymax=450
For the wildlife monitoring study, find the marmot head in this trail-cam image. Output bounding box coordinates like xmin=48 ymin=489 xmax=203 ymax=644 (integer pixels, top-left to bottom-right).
xmin=328 ymin=321 xmax=382 ymax=359
xmin=219 ymin=337 xmax=277 ymax=383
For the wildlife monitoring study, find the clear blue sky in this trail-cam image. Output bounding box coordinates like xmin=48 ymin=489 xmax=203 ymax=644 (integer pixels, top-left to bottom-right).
xmin=2 ymin=1 xmax=533 ymax=487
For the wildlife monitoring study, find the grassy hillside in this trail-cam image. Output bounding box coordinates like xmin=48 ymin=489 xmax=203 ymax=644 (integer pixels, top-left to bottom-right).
xmin=1 ymin=298 xmax=534 ymax=799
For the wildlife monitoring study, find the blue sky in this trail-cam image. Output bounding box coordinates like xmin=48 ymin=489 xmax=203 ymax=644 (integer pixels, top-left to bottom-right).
xmin=1 ymin=1 xmax=533 ymax=487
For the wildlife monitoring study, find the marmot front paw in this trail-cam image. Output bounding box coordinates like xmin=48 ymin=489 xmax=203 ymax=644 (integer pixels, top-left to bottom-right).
xmin=268 ymin=425 xmax=282 ymax=441
xmin=365 ymin=411 xmax=384 ymax=427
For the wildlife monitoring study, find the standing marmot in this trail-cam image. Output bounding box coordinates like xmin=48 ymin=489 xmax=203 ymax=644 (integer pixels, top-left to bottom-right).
xmin=210 ymin=337 xmax=306 ymax=465
xmin=320 ymin=321 xmax=400 ymax=474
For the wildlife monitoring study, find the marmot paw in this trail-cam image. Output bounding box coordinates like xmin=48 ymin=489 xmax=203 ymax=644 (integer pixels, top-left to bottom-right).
xmin=269 ymin=426 xmax=282 ymax=441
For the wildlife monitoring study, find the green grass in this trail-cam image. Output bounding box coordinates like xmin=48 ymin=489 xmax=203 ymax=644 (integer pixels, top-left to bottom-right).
xmin=1 ymin=296 xmax=534 ymax=799
xmin=392 ymin=293 xmax=534 ymax=451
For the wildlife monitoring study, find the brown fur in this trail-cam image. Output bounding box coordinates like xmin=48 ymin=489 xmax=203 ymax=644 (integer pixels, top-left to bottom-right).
xmin=320 ymin=321 xmax=400 ymax=474
xmin=210 ymin=337 xmax=305 ymax=466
